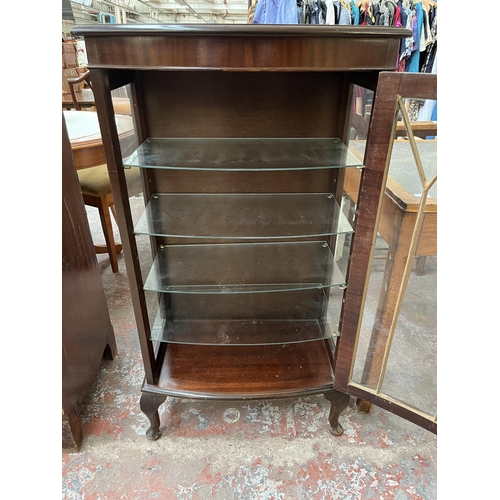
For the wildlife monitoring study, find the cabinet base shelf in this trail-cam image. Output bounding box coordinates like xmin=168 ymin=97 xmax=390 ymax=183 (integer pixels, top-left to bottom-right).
xmin=145 ymin=340 xmax=335 ymax=399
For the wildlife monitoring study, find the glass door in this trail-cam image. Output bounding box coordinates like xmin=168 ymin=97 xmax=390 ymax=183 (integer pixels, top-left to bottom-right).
xmin=335 ymin=72 xmax=437 ymax=433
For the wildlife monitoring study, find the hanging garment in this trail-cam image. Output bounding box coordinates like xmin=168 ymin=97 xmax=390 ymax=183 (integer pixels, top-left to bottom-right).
xmin=396 ymin=1 xmax=406 ymax=61
xmin=417 ymin=53 xmax=437 ymax=122
xmin=368 ymin=2 xmax=380 ymax=25
xmin=408 ymin=1 xmax=423 ymax=72
xmin=297 ymin=0 xmax=305 ymax=23
xmin=350 ymin=0 xmax=360 ymax=25
xmin=309 ymin=0 xmax=320 ymax=24
xmin=333 ymin=1 xmax=352 ymax=24
xmin=420 ymin=4 xmax=432 ymax=51
xmin=379 ymin=0 xmax=396 ymax=26
xmin=398 ymin=3 xmax=414 ymax=71
xmin=359 ymin=2 xmax=368 ymax=25
xmin=420 ymin=11 xmax=437 ymax=73
xmin=341 ymin=2 xmax=352 ymax=24
xmin=320 ymin=0 xmax=327 ymax=23
xmin=394 ymin=5 xmax=401 ymax=27
xmin=252 ymin=0 xmax=299 ymax=24
xmin=398 ymin=0 xmax=407 ymax=28
xmin=325 ymin=0 xmax=335 ymax=24
xmin=428 ymin=5 xmax=436 ymax=27
xmin=408 ymin=98 xmax=421 ymax=121
xmin=304 ymin=0 xmax=311 ymax=23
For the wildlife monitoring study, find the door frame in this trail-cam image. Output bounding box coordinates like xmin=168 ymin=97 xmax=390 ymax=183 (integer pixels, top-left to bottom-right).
xmin=333 ymin=72 xmax=437 ymax=434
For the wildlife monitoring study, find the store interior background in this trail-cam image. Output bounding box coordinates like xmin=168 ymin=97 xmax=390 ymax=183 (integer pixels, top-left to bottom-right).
xmin=62 ymin=0 xmax=253 ymax=30
xmin=2 ymin=2 xmax=491 ymax=498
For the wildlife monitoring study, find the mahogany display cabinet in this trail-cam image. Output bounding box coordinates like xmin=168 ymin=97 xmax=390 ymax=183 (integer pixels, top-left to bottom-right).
xmin=71 ymin=24 xmax=426 ymax=440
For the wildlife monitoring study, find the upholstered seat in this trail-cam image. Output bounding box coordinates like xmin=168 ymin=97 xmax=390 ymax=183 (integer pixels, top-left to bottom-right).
xmin=78 ymin=165 xmax=114 ymax=198
xmin=77 ymin=165 xmax=141 ymax=273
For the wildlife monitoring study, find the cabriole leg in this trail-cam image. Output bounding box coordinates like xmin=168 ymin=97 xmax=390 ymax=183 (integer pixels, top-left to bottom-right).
xmin=325 ymin=390 xmax=350 ymax=436
xmin=140 ymin=392 xmax=167 ymax=441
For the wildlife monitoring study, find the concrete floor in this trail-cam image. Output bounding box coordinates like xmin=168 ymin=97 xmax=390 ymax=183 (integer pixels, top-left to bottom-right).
xmin=62 ymin=204 xmax=437 ymax=500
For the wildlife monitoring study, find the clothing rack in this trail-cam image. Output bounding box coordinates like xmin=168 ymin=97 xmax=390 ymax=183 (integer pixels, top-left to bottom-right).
xmin=251 ymin=0 xmax=437 ymax=77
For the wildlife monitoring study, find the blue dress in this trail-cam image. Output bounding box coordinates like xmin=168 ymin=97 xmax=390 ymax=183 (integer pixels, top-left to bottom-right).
xmin=252 ymin=0 xmax=299 ymax=24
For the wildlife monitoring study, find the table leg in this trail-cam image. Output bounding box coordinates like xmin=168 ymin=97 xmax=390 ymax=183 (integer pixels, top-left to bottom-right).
xmin=415 ymin=256 xmax=427 ymax=276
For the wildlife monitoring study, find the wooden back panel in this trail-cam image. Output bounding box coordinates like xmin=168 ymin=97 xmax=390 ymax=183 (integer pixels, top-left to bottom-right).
xmin=139 ymin=71 xmax=347 ymax=198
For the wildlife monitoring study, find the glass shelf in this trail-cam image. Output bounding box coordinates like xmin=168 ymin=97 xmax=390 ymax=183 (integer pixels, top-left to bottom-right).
xmin=151 ymin=317 xmax=338 ymax=345
xmin=143 ymin=241 xmax=347 ymax=294
xmin=134 ymin=193 xmax=354 ymax=239
xmin=123 ymin=138 xmax=363 ymax=171
xmin=149 ymin=287 xmax=339 ymax=345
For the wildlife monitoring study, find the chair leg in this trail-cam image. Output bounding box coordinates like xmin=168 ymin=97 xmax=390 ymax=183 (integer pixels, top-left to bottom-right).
xmin=110 ymin=204 xmax=118 ymax=223
xmin=96 ymin=196 xmax=119 ymax=273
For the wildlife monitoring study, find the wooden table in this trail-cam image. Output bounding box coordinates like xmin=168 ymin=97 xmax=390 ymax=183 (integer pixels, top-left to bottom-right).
xmin=345 ymin=139 xmax=437 ymax=390
xmin=64 ymin=110 xmax=136 ymax=259
xmin=395 ymin=120 xmax=437 ymax=139
xmin=346 ymin=138 xmax=437 ymax=260
xmin=63 ymin=110 xmax=135 ymax=170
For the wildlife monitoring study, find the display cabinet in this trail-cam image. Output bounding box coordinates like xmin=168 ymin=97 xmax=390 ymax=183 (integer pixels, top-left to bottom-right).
xmin=72 ymin=24 xmax=412 ymax=439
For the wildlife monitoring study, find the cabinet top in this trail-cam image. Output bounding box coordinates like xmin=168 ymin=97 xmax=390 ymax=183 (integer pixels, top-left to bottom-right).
xmin=72 ymin=23 xmax=411 ymax=39
xmin=73 ymin=24 xmax=412 ymax=72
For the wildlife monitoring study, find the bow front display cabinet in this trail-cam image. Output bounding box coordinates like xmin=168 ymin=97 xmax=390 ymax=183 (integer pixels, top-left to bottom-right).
xmin=72 ymin=24 xmax=416 ymax=440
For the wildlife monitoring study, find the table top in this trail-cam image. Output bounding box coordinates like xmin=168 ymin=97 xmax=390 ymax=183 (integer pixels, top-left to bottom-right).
xmin=349 ymin=139 xmax=437 ymax=209
xmin=350 ymin=139 xmax=437 ymax=198
xmin=64 ymin=110 xmax=134 ymax=146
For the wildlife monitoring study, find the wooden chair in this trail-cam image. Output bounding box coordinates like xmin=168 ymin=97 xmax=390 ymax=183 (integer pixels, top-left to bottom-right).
xmin=68 ymin=70 xmax=132 ymax=113
xmin=67 ymin=70 xmax=93 ymax=110
xmin=67 ymin=72 xmax=138 ymax=273
xmin=77 ymin=165 xmax=141 ymax=273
